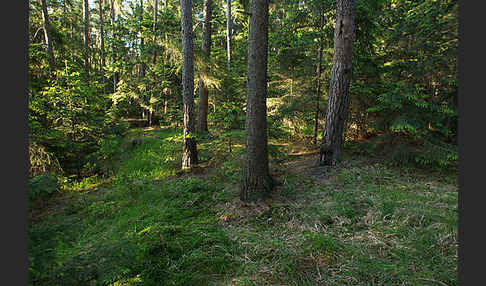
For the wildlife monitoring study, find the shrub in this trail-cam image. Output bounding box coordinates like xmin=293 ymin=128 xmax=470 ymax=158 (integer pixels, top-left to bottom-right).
xmin=29 ymin=172 xmax=59 ymax=201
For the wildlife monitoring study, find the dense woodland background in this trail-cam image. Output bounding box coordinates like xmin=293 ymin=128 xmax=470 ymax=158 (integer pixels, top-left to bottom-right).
xmin=28 ymin=0 xmax=458 ymax=285
xmin=29 ymin=0 xmax=457 ymax=179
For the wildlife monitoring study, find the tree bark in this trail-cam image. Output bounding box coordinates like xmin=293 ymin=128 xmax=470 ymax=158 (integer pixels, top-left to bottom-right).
xmin=153 ymin=0 xmax=158 ymax=64
xmin=139 ymin=0 xmax=150 ymax=122
xmin=139 ymin=0 xmax=146 ymax=78
xmin=196 ymin=0 xmax=213 ymax=133
xmin=150 ymin=0 xmax=159 ymax=125
xmin=99 ymin=0 xmax=106 ymax=92
xmin=225 ymin=0 xmax=232 ymax=69
xmin=313 ymin=13 xmax=325 ymax=145
xmin=319 ymin=0 xmax=355 ymax=166
xmin=181 ymin=0 xmax=198 ymax=169
xmin=110 ymin=0 xmax=118 ymax=93
xmin=164 ymin=0 xmax=169 ymax=60
xmin=240 ymin=0 xmax=272 ymax=202
xmin=83 ymin=0 xmax=91 ymax=75
xmin=39 ymin=0 xmax=55 ymax=73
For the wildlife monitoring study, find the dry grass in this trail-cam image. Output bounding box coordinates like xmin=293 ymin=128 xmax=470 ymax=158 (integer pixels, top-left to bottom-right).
xmin=28 ymin=129 xmax=458 ymax=286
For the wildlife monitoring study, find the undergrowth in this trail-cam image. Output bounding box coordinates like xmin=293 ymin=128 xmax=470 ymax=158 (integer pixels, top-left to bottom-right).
xmin=29 ymin=127 xmax=458 ymax=286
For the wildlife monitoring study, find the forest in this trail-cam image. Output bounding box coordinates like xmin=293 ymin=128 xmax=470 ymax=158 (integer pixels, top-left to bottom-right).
xmin=28 ymin=0 xmax=458 ymax=285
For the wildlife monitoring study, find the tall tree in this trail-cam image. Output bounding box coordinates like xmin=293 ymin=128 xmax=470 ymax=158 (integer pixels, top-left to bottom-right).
xmin=313 ymin=13 xmax=325 ymax=145
xmin=319 ymin=0 xmax=356 ymax=166
xmin=83 ymin=0 xmax=91 ymax=75
xmin=39 ymin=0 xmax=55 ymax=73
xmin=139 ymin=0 xmax=146 ymax=78
xmin=180 ymin=0 xmax=198 ymax=169
xmin=240 ymin=0 xmax=272 ymax=202
xmin=138 ymin=0 xmax=149 ymax=122
xmin=110 ymin=0 xmax=118 ymax=92
xmin=152 ymin=0 xmax=158 ymax=64
xmin=99 ymin=0 xmax=106 ymax=91
xmin=196 ymin=0 xmax=213 ymax=133
xmin=163 ymin=0 xmax=169 ymax=60
xmin=225 ymin=0 xmax=232 ymax=68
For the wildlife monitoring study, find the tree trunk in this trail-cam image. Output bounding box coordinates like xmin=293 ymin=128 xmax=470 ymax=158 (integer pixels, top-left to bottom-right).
xmin=139 ymin=0 xmax=149 ymax=122
xmin=149 ymin=0 xmax=159 ymax=125
xmin=39 ymin=0 xmax=55 ymax=73
xmin=181 ymin=0 xmax=198 ymax=169
xmin=196 ymin=0 xmax=213 ymax=133
xmin=164 ymin=0 xmax=169 ymax=60
xmin=313 ymin=13 xmax=325 ymax=145
xmin=319 ymin=0 xmax=355 ymax=166
xmin=99 ymin=0 xmax=106 ymax=92
xmin=110 ymin=0 xmax=118 ymax=93
xmin=139 ymin=0 xmax=146 ymax=78
xmin=153 ymin=0 xmax=158 ymax=64
xmin=225 ymin=0 xmax=232 ymax=69
xmin=83 ymin=0 xmax=91 ymax=75
xmin=240 ymin=0 xmax=272 ymax=202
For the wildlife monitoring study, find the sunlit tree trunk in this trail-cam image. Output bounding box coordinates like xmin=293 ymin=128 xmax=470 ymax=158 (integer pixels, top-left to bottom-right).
xmin=149 ymin=0 xmax=159 ymax=125
xmin=139 ymin=0 xmax=146 ymax=78
xmin=153 ymin=0 xmax=158 ymax=64
xmin=225 ymin=0 xmax=232 ymax=69
xmin=196 ymin=0 xmax=213 ymax=133
xmin=181 ymin=0 xmax=198 ymax=169
xmin=139 ymin=0 xmax=150 ymax=122
xmin=240 ymin=0 xmax=272 ymax=202
xmin=40 ymin=0 xmax=55 ymax=73
xmin=83 ymin=0 xmax=91 ymax=75
xmin=110 ymin=0 xmax=118 ymax=93
xmin=319 ymin=0 xmax=356 ymax=166
xmin=164 ymin=0 xmax=169 ymax=60
xmin=313 ymin=13 xmax=325 ymax=145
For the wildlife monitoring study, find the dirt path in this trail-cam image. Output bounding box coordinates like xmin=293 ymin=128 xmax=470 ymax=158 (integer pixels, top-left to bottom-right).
xmin=280 ymin=142 xmax=337 ymax=181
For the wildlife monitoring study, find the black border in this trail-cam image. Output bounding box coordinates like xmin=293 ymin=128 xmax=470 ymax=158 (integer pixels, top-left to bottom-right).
xmin=458 ymin=1 xmax=483 ymax=285
xmin=4 ymin=0 xmax=29 ymax=285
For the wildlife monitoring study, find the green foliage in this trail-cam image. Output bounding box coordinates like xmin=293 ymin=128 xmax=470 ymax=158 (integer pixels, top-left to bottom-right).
xmin=29 ymin=172 xmax=59 ymax=201
xmin=29 ymin=0 xmax=458 ymax=282
xmin=29 ymin=0 xmax=457 ymax=179
xmin=29 ymin=66 xmax=111 ymax=176
xmin=209 ymin=101 xmax=245 ymax=131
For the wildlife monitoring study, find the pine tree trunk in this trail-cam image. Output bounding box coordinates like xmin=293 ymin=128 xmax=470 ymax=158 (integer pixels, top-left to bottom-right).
xmin=164 ymin=0 xmax=169 ymax=60
xmin=240 ymin=0 xmax=272 ymax=202
xmin=110 ymin=0 xmax=118 ymax=93
xmin=83 ymin=0 xmax=91 ymax=75
xmin=40 ymin=0 xmax=55 ymax=73
xmin=181 ymin=0 xmax=198 ymax=169
xmin=153 ymin=0 xmax=158 ymax=64
xmin=140 ymin=0 xmax=146 ymax=78
xmin=319 ymin=0 xmax=355 ymax=166
xmin=313 ymin=13 xmax=325 ymax=145
xmin=99 ymin=0 xmax=106 ymax=92
xmin=196 ymin=0 xmax=213 ymax=134
xmin=226 ymin=0 xmax=232 ymax=69
xmin=139 ymin=0 xmax=149 ymax=122
xmin=151 ymin=0 xmax=159 ymax=125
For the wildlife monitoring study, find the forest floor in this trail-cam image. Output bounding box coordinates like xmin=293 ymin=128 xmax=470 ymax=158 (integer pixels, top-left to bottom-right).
xmin=29 ymin=127 xmax=458 ymax=286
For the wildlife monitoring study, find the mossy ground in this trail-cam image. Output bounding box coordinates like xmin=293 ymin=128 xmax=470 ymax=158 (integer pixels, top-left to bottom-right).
xmin=29 ymin=127 xmax=458 ymax=286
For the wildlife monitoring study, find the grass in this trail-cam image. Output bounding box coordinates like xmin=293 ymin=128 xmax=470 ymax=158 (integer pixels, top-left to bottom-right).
xmin=29 ymin=127 xmax=458 ymax=286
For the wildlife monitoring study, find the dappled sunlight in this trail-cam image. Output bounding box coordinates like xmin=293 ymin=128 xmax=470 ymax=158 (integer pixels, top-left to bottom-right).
xmin=29 ymin=128 xmax=457 ymax=285
xmin=29 ymin=0 xmax=457 ymax=283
